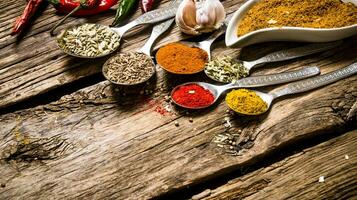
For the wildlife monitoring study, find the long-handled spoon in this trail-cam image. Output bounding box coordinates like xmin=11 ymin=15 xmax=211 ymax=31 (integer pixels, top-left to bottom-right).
xmin=155 ymin=15 xmax=231 ymax=74
xmin=230 ymin=62 xmax=357 ymax=115
xmin=171 ymin=66 xmax=320 ymax=109
xmin=205 ymin=40 xmax=343 ymax=83
xmin=57 ymin=4 xmax=179 ymax=59
xmin=102 ymin=4 xmax=176 ymax=86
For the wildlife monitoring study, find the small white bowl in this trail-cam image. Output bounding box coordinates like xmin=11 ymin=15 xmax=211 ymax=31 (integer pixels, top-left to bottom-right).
xmin=225 ymin=0 xmax=357 ymax=47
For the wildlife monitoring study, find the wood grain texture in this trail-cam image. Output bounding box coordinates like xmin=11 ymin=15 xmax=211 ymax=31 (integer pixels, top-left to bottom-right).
xmin=0 ymin=41 xmax=356 ymax=199
xmin=0 ymin=0 xmax=244 ymax=109
xmin=197 ymin=130 xmax=357 ymax=200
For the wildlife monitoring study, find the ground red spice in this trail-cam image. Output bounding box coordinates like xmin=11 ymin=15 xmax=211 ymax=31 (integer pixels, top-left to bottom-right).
xmin=172 ymin=84 xmax=215 ymax=108
xmin=154 ymin=105 xmax=169 ymax=116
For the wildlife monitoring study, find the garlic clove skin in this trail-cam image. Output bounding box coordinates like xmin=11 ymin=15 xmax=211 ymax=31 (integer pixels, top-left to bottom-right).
xmin=213 ymin=0 xmax=226 ymax=28
xmin=175 ymin=0 xmax=226 ymax=35
xmin=176 ymin=0 xmax=199 ymax=35
xmin=196 ymin=0 xmax=216 ymax=27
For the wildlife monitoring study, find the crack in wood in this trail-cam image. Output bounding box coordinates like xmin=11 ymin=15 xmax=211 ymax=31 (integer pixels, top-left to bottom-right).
xmin=1 ymin=135 xmax=74 ymax=163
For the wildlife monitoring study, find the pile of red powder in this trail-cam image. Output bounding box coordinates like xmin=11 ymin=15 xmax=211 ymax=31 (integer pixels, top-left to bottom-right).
xmin=171 ymin=84 xmax=215 ymax=108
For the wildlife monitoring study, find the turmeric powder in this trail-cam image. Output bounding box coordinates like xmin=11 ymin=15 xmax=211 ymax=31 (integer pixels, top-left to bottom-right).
xmin=238 ymin=0 xmax=357 ymax=36
xmin=156 ymin=42 xmax=208 ymax=74
xmin=226 ymin=89 xmax=268 ymax=115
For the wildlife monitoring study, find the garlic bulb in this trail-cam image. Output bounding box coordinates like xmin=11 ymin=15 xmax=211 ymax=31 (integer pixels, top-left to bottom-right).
xmin=176 ymin=0 xmax=226 ymax=35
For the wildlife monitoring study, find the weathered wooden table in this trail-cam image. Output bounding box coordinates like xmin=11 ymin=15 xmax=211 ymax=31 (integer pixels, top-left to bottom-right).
xmin=1 ymin=0 xmax=356 ymax=199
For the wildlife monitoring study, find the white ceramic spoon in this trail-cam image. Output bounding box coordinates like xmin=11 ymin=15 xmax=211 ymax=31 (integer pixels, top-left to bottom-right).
xmin=225 ymin=0 xmax=357 ymax=47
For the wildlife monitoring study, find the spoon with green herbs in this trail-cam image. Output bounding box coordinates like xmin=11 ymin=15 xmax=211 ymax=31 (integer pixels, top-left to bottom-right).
xmin=205 ymin=40 xmax=342 ymax=83
xmin=226 ymin=62 xmax=357 ymax=115
xmin=171 ymin=66 xmax=320 ymax=109
xmin=57 ymin=5 xmax=178 ymax=58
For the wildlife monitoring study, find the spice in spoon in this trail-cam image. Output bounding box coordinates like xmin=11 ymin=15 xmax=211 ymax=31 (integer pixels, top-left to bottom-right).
xmin=237 ymin=0 xmax=357 ymax=36
xmin=205 ymin=56 xmax=249 ymax=83
xmin=103 ymin=52 xmax=155 ymax=85
xmin=226 ymin=89 xmax=267 ymax=115
xmin=58 ymin=24 xmax=120 ymax=57
xmin=156 ymin=42 xmax=208 ymax=74
xmin=172 ymin=84 xmax=214 ymax=108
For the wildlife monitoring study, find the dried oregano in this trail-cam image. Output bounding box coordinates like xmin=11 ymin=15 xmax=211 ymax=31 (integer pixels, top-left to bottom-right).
xmin=204 ymin=56 xmax=249 ymax=83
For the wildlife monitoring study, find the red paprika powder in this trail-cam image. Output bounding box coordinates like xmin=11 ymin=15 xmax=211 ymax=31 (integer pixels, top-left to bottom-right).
xmin=172 ymin=84 xmax=215 ymax=108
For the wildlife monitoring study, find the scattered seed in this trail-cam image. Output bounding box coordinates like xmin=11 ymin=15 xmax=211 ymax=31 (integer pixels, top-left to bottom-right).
xmin=189 ymin=118 xmax=193 ymax=123
xmin=319 ymin=176 xmax=325 ymax=183
xmin=174 ymin=121 xmax=179 ymax=127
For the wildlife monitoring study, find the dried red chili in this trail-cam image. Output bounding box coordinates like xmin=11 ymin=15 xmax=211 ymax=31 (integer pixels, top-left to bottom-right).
xmin=140 ymin=0 xmax=155 ymax=13
xmin=11 ymin=0 xmax=45 ymax=35
xmin=172 ymin=84 xmax=214 ymax=108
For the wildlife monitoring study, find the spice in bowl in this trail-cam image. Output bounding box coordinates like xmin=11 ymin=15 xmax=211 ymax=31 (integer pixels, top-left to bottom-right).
xmin=237 ymin=0 xmax=357 ymax=36
xmin=156 ymin=42 xmax=209 ymax=74
xmin=226 ymin=89 xmax=268 ymax=115
xmin=103 ymin=52 xmax=155 ymax=85
xmin=58 ymin=24 xmax=120 ymax=57
xmin=205 ymin=56 xmax=249 ymax=83
xmin=172 ymin=84 xmax=215 ymax=108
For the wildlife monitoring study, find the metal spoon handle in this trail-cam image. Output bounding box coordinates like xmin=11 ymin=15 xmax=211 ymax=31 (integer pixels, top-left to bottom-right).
xmin=138 ymin=1 xmax=177 ymax=56
xmin=232 ymin=66 xmax=320 ymax=88
xmin=136 ymin=5 xmax=178 ymax=25
xmin=112 ymin=5 xmax=178 ymax=35
xmin=246 ymin=41 xmax=342 ymax=70
xmin=271 ymin=62 xmax=357 ymax=99
xmin=199 ymin=13 xmax=232 ymax=46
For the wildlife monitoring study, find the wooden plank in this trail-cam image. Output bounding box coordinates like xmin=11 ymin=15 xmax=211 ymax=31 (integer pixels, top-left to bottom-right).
xmin=196 ymin=130 xmax=357 ymax=200
xmin=0 ymin=43 xmax=356 ymax=199
xmin=0 ymin=0 xmax=244 ymax=109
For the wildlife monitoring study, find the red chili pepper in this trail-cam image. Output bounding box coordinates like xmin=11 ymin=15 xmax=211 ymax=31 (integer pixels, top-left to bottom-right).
xmin=140 ymin=0 xmax=155 ymax=12
xmin=49 ymin=0 xmax=118 ymax=35
xmin=11 ymin=0 xmax=45 ymax=35
xmin=49 ymin=0 xmax=117 ymax=16
xmin=12 ymin=0 xmax=118 ymax=35
xmin=172 ymin=84 xmax=215 ymax=108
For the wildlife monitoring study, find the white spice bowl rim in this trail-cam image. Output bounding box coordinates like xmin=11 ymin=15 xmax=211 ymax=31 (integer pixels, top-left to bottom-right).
xmin=225 ymin=0 xmax=357 ymax=48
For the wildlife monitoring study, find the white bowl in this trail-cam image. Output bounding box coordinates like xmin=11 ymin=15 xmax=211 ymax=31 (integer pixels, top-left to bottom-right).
xmin=225 ymin=0 xmax=357 ymax=47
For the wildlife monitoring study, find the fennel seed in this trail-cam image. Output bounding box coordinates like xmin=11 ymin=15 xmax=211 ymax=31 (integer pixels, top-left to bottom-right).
xmin=58 ymin=24 xmax=120 ymax=57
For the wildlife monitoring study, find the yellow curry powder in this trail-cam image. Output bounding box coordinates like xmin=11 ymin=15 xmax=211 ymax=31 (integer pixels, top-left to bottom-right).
xmin=226 ymin=89 xmax=268 ymax=115
xmin=237 ymin=0 xmax=357 ymax=36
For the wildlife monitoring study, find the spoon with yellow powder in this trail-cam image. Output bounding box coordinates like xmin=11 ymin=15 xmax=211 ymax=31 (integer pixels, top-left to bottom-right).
xmin=171 ymin=66 xmax=320 ymax=109
xmin=226 ymin=63 xmax=357 ymax=115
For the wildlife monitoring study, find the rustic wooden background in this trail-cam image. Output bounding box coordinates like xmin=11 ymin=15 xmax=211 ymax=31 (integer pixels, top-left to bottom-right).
xmin=0 ymin=0 xmax=356 ymax=199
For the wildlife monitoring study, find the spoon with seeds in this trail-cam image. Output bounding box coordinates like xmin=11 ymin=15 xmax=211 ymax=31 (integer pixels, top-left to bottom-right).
xmin=57 ymin=4 xmax=179 ymax=59
xmin=226 ymin=63 xmax=357 ymax=115
xmin=102 ymin=5 xmax=176 ymax=86
xmin=171 ymin=66 xmax=320 ymax=109
xmin=205 ymin=40 xmax=343 ymax=83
